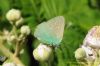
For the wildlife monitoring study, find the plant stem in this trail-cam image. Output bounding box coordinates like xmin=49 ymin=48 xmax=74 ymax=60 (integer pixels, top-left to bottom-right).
xmin=14 ymin=41 xmax=20 ymax=57
xmin=14 ymin=34 xmax=25 ymax=57
xmin=11 ymin=25 xmax=20 ymax=57
xmin=0 ymin=38 xmax=25 ymax=66
xmin=45 ymin=61 xmax=51 ymax=66
xmin=47 ymin=60 xmax=51 ymax=66
xmin=93 ymin=58 xmax=100 ymax=66
xmin=87 ymin=62 xmax=92 ymax=66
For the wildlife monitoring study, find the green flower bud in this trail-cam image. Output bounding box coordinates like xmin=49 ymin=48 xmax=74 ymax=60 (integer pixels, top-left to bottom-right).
xmin=75 ymin=48 xmax=86 ymax=60
xmin=2 ymin=59 xmax=17 ymax=66
xmin=6 ymin=9 xmax=21 ymax=22
xmin=15 ymin=17 xmax=24 ymax=27
xmin=2 ymin=62 xmax=17 ymax=66
xmin=20 ymin=25 xmax=30 ymax=35
xmin=20 ymin=49 xmax=24 ymax=55
xmin=33 ymin=43 xmax=53 ymax=62
xmin=9 ymin=35 xmax=16 ymax=42
xmin=6 ymin=35 xmax=16 ymax=45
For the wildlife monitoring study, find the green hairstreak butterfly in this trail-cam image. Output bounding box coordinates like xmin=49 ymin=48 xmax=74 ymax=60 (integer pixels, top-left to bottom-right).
xmin=34 ymin=16 xmax=65 ymax=46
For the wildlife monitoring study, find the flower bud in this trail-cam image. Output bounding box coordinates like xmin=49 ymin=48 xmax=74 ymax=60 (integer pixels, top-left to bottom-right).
xmin=75 ymin=48 xmax=86 ymax=60
xmin=15 ymin=17 xmax=24 ymax=27
xmin=6 ymin=35 xmax=16 ymax=45
xmin=33 ymin=43 xmax=53 ymax=62
xmin=6 ymin=9 xmax=21 ymax=22
xmin=2 ymin=62 xmax=17 ymax=66
xmin=20 ymin=49 xmax=24 ymax=54
xmin=9 ymin=35 xmax=16 ymax=42
xmin=83 ymin=26 xmax=100 ymax=49
xmin=81 ymin=45 xmax=96 ymax=61
xmin=3 ymin=29 xmax=10 ymax=40
xmin=20 ymin=25 xmax=30 ymax=35
xmin=2 ymin=59 xmax=17 ymax=66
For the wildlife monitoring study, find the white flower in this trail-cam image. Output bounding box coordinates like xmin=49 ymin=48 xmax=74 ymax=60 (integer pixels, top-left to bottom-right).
xmin=33 ymin=43 xmax=52 ymax=62
xmin=75 ymin=48 xmax=86 ymax=60
xmin=83 ymin=26 xmax=100 ymax=48
xmin=81 ymin=45 xmax=96 ymax=61
xmin=20 ymin=25 xmax=30 ymax=35
xmin=75 ymin=45 xmax=96 ymax=61
xmin=2 ymin=62 xmax=17 ymax=66
xmin=85 ymin=36 xmax=100 ymax=48
xmin=6 ymin=9 xmax=21 ymax=22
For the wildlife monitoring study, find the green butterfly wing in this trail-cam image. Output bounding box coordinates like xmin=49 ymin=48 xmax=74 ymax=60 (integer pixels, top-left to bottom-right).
xmin=34 ymin=16 xmax=65 ymax=46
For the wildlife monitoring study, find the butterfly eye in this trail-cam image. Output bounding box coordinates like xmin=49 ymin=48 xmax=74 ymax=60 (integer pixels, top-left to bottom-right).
xmin=88 ymin=54 xmax=93 ymax=56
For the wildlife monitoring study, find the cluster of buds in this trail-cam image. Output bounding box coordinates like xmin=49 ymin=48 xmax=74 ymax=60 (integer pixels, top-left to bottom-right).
xmin=0 ymin=9 xmax=31 ymax=66
xmin=75 ymin=26 xmax=100 ymax=66
xmin=4 ymin=8 xmax=31 ymax=44
xmin=6 ymin=9 xmax=24 ymax=26
xmin=33 ymin=43 xmax=53 ymax=62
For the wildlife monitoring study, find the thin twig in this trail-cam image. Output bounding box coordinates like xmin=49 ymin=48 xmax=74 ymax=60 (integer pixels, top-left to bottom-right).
xmin=14 ymin=41 xmax=20 ymax=57
xmin=0 ymin=39 xmax=25 ymax=66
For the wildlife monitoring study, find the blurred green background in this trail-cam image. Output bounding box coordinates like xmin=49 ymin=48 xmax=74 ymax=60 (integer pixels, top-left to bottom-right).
xmin=0 ymin=0 xmax=100 ymax=66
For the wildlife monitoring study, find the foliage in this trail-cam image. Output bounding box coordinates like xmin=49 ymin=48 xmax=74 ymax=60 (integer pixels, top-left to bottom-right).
xmin=0 ymin=0 xmax=100 ymax=66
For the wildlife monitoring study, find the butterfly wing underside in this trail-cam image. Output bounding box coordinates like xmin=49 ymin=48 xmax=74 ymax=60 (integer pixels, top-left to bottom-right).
xmin=34 ymin=16 xmax=65 ymax=46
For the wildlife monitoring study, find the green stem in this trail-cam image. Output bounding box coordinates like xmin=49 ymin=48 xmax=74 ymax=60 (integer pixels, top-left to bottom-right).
xmin=47 ymin=60 xmax=51 ymax=66
xmin=0 ymin=38 xmax=25 ymax=66
xmin=45 ymin=61 xmax=51 ymax=66
xmin=87 ymin=62 xmax=92 ymax=66
xmin=77 ymin=60 xmax=87 ymax=66
xmin=11 ymin=25 xmax=19 ymax=57
xmin=11 ymin=25 xmax=16 ymax=34
xmin=93 ymin=58 xmax=100 ymax=66
xmin=14 ymin=41 xmax=20 ymax=57
xmin=14 ymin=34 xmax=25 ymax=57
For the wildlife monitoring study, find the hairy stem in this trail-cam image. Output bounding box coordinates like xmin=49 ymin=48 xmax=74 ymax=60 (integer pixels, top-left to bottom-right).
xmin=0 ymin=39 xmax=25 ymax=66
xmin=14 ymin=34 xmax=25 ymax=57
xmin=12 ymin=25 xmax=20 ymax=57
xmin=14 ymin=41 xmax=20 ymax=57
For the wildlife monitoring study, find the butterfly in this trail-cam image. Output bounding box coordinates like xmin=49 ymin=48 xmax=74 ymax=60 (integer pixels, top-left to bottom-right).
xmin=34 ymin=16 xmax=65 ymax=46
